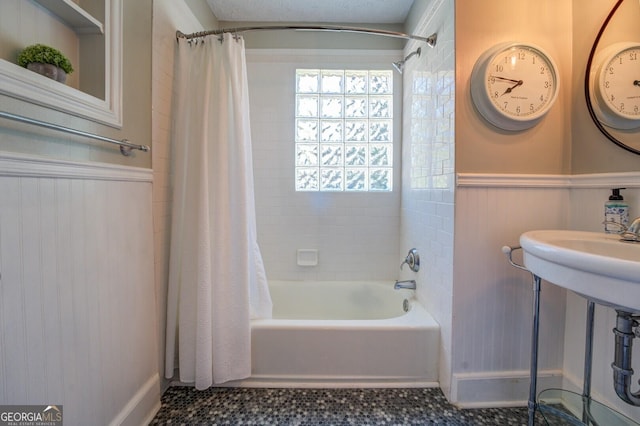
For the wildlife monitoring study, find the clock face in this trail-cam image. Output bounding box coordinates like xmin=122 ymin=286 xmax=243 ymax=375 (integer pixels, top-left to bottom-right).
xmin=596 ymin=44 xmax=640 ymax=122
xmin=485 ymin=45 xmax=558 ymax=120
xmin=471 ymin=43 xmax=560 ymax=131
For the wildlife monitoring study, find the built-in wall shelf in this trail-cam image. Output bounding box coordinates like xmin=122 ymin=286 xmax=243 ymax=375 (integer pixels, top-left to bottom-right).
xmin=32 ymin=0 xmax=104 ymax=34
xmin=0 ymin=0 xmax=121 ymax=127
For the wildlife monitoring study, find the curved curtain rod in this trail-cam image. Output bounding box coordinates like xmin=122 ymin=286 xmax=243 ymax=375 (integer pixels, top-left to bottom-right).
xmin=176 ymin=25 xmax=437 ymax=47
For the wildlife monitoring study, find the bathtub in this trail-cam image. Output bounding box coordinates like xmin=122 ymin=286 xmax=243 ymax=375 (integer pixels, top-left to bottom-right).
xmin=241 ymin=280 xmax=440 ymax=388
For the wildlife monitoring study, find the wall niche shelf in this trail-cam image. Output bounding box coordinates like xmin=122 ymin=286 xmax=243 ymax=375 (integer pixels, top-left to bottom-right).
xmin=32 ymin=0 xmax=104 ymax=34
xmin=0 ymin=0 xmax=121 ymax=127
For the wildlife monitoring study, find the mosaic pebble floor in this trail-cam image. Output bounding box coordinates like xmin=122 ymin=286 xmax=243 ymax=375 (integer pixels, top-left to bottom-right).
xmin=150 ymin=386 xmax=550 ymax=425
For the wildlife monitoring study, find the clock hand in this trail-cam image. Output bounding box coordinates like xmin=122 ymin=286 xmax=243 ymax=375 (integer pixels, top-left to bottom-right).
xmin=501 ymin=80 xmax=523 ymax=96
xmin=492 ymin=75 xmax=521 ymax=84
xmin=634 ymin=80 xmax=640 ymax=87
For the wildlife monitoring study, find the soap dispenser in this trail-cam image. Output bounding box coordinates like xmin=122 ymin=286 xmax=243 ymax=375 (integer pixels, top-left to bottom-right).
xmin=604 ymin=188 xmax=629 ymax=233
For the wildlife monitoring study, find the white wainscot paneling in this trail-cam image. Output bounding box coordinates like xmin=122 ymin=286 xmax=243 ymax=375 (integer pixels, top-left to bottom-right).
xmin=451 ymin=172 xmax=640 ymax=410
xmin=451 ymin=183 xmax=570 ymax=407
xmin=0 ymin=153 xmax=159 ymax=425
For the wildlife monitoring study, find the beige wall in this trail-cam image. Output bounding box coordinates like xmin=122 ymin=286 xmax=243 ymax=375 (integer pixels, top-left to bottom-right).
xmin=571 ymin=0 xmax=640 ymax=173
xmin=456 ymin=0 xmax=640 ymax=175
xmin=0 ymin=1 xmax=152 ymax=168
xmin=455 ymin=0 xmax=573 ymax=174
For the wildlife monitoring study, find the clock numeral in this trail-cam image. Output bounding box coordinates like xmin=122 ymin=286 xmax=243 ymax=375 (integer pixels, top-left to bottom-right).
xmin=530 ymin=104 xmax=535 ymax=111
xmin=605 ymin=81 xmax=610 ymax=89
xmin=495 ymin=64 xmax=504 ymax=72
xmin=494 ymin=91 xmax=499 ymax=98
xmin=503 ymin=101 xmax=508 ymax=110
xmin=518 ymin=51 xmax=526 ymax=60
xmin=608 ymin=66 xmax=615 ymax=75
xmin=544 ymin=81 xmax=550 ymax=88
xmin=619 ymin=103 xmax=625 ymax=111
xmin=540 ymin=66 xmax=546 ymax=74
xmin=516 ymin=106 xmax=521 ymax=115
xmin=610 ymin=94 xmax=615 ymax=102
xmin=539 ymin=95 xmax=544 ymax=102
xmin=635 ymin=105 xmax=639 ymax=113
xmin=630 ymin=52 xmax=638 ymax=61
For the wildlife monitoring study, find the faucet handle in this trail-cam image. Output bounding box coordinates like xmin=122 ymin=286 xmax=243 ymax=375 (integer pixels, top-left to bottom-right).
xmin=620 ymin=217 xmax=640 ymax=242
xmin=400 ymin=248 xmax=420 ymax=272
xmin=628 ymin=217 xmax=640 ymax=234
xmin=603 ymin=217 xmax=640 ymax=242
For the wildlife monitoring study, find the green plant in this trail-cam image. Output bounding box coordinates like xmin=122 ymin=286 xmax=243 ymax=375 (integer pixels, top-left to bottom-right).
xmin=17 ymin=43 xmax=74 ymax=74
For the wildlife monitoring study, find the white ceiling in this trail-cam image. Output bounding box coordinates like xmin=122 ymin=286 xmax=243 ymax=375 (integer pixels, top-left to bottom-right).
xmin=206 ymin=0 xmax=415 ymax=24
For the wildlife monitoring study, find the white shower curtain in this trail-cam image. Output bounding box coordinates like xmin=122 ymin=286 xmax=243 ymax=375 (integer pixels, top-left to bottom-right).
xmin=165 ymin=34 xmax=272 ymax=389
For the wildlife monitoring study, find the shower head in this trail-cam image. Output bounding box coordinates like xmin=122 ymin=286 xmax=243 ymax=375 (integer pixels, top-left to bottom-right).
xmin=392 ymin=47 xmax=422 ymax=74
xmin=392 ymin=60 xmax=405 ymax=74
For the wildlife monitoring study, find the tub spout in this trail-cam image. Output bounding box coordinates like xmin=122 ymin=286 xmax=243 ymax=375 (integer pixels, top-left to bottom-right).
xmin=394 ymin=279 xmax=416 ymax=290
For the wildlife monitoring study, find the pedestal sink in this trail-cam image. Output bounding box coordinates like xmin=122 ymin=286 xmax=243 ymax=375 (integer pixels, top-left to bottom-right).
xmin=520 ymin=230 xmax=640 ymax=313
xmin=514 ymin=229 xmax=640 ymax=425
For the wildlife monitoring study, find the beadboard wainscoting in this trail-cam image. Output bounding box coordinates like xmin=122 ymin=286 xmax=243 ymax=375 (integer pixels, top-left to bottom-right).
xmin=0 ymin=152 xmax=160 ymax=425
xmin=453 ymin=175 xmax=569 ymax=407
xmin=453 ymin=172 xmax=640 ymax=417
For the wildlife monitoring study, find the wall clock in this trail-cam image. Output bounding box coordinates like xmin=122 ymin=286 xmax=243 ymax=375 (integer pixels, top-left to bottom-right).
xmin=470 ymin=42 xmax=560 ymax=131
xmin=589 ymin=42 xmax=640 ymax=130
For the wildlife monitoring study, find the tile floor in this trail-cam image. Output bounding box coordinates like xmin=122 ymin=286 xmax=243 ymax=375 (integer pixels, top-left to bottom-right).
xmin=150 ymin=386 xmax=548 ymax=425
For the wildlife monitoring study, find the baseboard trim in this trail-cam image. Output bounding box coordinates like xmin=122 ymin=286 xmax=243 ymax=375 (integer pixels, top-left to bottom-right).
xmin=450 ymin=369 xmax=563 ymax=409
xmin=109 ymin=373 xmax=161 ymax=426
xmin=169 ymin=376 xmax=439 ymax=389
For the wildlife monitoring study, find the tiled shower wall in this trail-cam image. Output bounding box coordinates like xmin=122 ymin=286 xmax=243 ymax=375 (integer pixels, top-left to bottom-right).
xmin=248 ymin=50 xmax=404 ymax=282
xmin=399 ymin=0 xmax=455 ymax=397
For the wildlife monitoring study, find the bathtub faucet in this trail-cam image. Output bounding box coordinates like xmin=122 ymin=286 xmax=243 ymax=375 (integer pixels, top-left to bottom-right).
xmin=394 ymin=279 xmax=416 ymax=290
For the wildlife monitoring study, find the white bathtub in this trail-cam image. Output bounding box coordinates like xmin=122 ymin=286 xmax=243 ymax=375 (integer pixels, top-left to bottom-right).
xmin=241 ymin=280 xmax=440 ymax=388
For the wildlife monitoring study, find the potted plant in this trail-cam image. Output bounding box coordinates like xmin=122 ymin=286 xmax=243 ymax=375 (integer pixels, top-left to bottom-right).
xmin=17 ymin=43 xmax=74 ymax=84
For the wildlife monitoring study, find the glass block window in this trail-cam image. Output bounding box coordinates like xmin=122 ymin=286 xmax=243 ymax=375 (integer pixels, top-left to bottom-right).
xmin=295 ymin=69 xmax=393 ymax=192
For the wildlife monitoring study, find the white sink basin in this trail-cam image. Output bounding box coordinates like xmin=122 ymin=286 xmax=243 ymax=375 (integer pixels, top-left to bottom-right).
xmin=520 ymin=230 xmax=640 ymax=312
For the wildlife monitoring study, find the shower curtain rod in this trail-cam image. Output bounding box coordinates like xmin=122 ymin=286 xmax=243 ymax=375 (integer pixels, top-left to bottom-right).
xmin=176 ymin=25 xmax=437 ymax=47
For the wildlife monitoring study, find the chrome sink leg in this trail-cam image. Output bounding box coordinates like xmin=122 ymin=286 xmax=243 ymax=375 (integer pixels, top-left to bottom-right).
xmin=528 ymin=274 xmax=542 ymax=426
xmin=582 ymin=301 xmax=595 ymax=424
xmin=502 ymin=245 xmax=539 ymax=425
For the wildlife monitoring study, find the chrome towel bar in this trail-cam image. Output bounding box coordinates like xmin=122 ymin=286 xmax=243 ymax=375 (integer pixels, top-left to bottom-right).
xmin=0 ymin=111 xmax=150 ymax=156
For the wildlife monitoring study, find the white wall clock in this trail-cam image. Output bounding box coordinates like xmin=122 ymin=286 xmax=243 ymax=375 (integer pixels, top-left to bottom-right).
xmin=470 ymin=42 xmax=560 ymax=131
xmin=589 ymin=42 xmax=640 ymax=130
